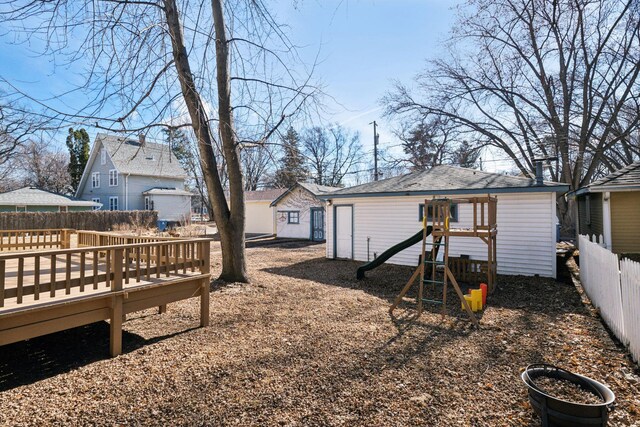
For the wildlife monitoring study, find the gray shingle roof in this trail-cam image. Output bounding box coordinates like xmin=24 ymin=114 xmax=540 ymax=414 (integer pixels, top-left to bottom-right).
xmin=326 ymin=165 xmax=567 ymax=198
xmin=0 ymin=187 xmax=101 ymax=207
xmin=270 ymin=182 xmax=342 ymax=207
xmin=586 ymin=161 xmax=640 ymax=189
xmin=298 ymin=182 xmax=342 ymax=196
xmin=142 ymin=188 xmax=193 ymax=196
xmin=245 ymin=188 xmax=287 ymax=202
xmin=99 ymin=134 xmax=187 ymax=178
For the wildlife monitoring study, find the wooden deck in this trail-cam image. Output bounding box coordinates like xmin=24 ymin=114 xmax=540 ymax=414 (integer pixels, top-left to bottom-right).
xmin=0 ymin=232 xmax=212 ymax=357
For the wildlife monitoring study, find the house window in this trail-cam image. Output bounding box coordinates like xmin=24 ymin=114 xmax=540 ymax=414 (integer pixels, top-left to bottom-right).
xmin=144 ymin=196 xmax=152 ymax=210
xmin=585 ymin=195 xmax=591 ymax=226
xmin=109 ymin=196 xmax=118 ymax=211
xmin=419 ymin=203 xmax=459 ymax=223
xmin=287 ymin=211 xmax=300 ymax=224
xmin=59 ymin=206 xmax=68 ymax=213
xmin=16 ymin=206 xmax=26 ymax=212
xmin=92 ymin=197 xmax=101 ymax=210
xmin=100 ymin=148 xmax=106 ymax=165
xmin=109 ymin=169 xmax=118 ymax=186
xmin=92 ymin=172 xmax=100 ymax=188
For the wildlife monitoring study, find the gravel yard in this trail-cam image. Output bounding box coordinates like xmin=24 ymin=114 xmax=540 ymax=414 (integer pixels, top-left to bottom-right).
xmin=1 ymin=242 xmax=639 ymax=426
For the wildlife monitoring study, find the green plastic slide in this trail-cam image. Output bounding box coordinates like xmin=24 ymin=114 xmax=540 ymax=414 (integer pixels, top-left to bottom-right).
xmin=356 ymin=226 xmax=433 ymax=280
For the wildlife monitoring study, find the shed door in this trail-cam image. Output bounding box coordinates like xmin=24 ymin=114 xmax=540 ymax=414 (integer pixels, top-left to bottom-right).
xmin=335 ymin=206 xmax=353 ymax=259
xmin=311 ymin=208 xmax=325 ymax=241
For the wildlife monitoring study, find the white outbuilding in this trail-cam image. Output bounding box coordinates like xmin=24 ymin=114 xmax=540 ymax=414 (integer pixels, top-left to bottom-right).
xmin=323 ymin=166 xmax=569 ymax=278
xmin=244 ymin=189 xmax=286 ymax=235
xmin=270 ymin=182 xmax=340 ymax=241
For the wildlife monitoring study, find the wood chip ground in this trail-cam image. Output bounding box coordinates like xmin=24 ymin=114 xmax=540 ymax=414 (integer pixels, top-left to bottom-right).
xmin=1 ymin=242 xmax=639 ymax=426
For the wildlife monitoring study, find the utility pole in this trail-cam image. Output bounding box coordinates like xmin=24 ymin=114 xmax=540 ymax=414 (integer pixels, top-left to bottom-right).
xmin=370 ymin=120 xmax=379 ymax=181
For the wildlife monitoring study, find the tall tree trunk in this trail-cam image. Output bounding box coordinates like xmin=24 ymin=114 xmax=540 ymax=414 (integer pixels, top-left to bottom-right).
xmin=164 ymin=0 xmax=248 ymax=282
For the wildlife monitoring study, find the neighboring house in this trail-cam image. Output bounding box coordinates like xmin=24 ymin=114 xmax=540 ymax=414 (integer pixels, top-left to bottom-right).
xmin=244 ymin=188 xmax=286 ymax=234
xmin=270 ymin=182 xmax=340 ymax=241
xmin=76 ymin=133 xmax=191 ymax=223
xmin=0 ymin=187 xmax=101 ymax=212
xmin=572 ymin=161 xmax=640 ymax=254
xmin=322 ymin=165 xmax=569 ymax=278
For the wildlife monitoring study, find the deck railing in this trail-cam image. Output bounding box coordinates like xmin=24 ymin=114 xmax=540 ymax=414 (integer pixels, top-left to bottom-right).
xmin=77 ymin=230 xmax=179 ymax=248
xmin=448 ymin=256 xmax=488 ymax=284
xmin=0 ymin=238 xmax=212 ymax=309
xmin=0 ymin=229 xmax=74 ymax=252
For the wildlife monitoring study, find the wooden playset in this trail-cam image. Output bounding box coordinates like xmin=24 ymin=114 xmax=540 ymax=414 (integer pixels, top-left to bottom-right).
xmin=390 ymin=196 xmax=498 ymax=326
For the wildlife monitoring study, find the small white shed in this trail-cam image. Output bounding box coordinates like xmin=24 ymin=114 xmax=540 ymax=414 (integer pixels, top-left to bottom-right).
xmin=142 ymin=188 xmax=192 ymax=223
xmin=270 ymin=182 xmax=340 ymax=241
xmin=244 ymin=189 xmax=286 ymax=235
xmin=323 ymin=166 xmax=569 ymax=278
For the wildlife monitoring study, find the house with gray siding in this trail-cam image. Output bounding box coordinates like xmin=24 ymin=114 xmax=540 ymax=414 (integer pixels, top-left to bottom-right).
xmin=76 ymin=133 xmax=191 ymax=223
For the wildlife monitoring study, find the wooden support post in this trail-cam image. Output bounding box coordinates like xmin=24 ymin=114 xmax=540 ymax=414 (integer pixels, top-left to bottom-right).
xmin=110 ymin=248 xmax=124 ymax=357
xmin=390 ymin=265 xmax=422 ymax=313
xmin=159 ymin=304 xmax=167 ymax=314
xmin=446 ymin=268 xmax=479 ymax=328
xmin=110 ymin=296 xmax=123 ymax=357
xmin=199 ymin=241 xmax=211 ymax=327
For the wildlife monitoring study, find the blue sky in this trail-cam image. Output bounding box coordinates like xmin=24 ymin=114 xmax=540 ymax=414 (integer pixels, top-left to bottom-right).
xmin=0 ymin=0 xmax=464 ymax=169
xmin=272 ymin=0 xmax=460 ymax=160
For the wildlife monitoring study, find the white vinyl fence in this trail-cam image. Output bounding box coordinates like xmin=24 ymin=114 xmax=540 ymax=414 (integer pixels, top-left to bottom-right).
xmin=579 ymin=235 xmax=640 ymax=363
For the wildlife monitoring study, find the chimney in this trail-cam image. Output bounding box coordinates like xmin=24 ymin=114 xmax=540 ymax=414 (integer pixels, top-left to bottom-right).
xmin=139 ymin=133 xmax=146 ymax=147
xmin=535 ymin=160 xmax=544 ymax=186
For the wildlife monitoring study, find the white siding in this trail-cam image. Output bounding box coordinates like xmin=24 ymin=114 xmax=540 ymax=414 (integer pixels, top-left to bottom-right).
xmin=326 ymin=192 xmax=557 ymax=278
xmin=149 ymin=194 xmax=191 ymax=222
xmin=275 ymin=187 xmax=324 ymax=239
xmin=246 ymin=201 xmax=274 ymax=234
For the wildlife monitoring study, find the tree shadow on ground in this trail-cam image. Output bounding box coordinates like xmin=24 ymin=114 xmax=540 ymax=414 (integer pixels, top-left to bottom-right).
xmin=262 ymin=257 xmax=585 ymax=318
xmin=0 ymin=321 xmax=198 ymax=392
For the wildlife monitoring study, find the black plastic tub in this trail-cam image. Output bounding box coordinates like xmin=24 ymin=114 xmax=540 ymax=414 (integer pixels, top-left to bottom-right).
xmin=521 ymin=364 xmax=615 ymax=427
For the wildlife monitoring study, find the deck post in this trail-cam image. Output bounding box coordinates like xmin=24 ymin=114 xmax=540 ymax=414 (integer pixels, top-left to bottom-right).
xmin=110 ymin=248 xmax=124 ymax=357
xmin=199 ymin=241 xmax=211 ymax=327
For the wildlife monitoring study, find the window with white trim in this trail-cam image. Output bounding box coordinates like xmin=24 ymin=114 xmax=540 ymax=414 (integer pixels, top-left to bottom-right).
xmin=100 ymin=148 xmax=106 ymax=165
xmin=92 ymin=197 xmax=101 ymax=210
xmin=59 ymin=206 xmax=68 ymax=213
xmin=91 ymin=172 xmax=100 ymax=188
xmin=109 ymin=169 xmax=118 ymax=186
xmin=16 ymin=206 xmax=26 ymax=212
xmin=144 ymin=196 xmax=151 ymax=210
xmin=287 ymin=211 xmax=300 ymax=224
xmin=109 ymin=196 xmax=118 ymax=211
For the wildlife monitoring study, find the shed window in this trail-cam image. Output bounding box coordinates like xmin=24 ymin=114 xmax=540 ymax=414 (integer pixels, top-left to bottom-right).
xmin=109 ymin=196 xmax=118 ymax=211
xmin=92 ymin=172 xmax=100 ymax=188
xmin=59 ymin=206 xmax=68 ymax=213
xmin=15 ymin=205 xmax=26 ymax=212
xmin=287 ymin=211 xmax=300 ymax=224
xmin=419 ymin=203 xmax=459 ymax=223
xmin=109 ymin=169 xmax=118 ymax=186
xmin=92 ymin=197 xmax=101 ymax=210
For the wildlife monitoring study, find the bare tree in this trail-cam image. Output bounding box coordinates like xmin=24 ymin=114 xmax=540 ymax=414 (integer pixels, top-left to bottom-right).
xmin=301 ymin=124 xmax=364 ymax=187
xmin=242 ymin=145 xmax=274 ymax=191
xmin=0 ymin=0 xmax=317 ymax=282
xmin=384 ymin=0 xmax=640 ymax=230
xmin=18 ymin=139 xmax=71 ymax=194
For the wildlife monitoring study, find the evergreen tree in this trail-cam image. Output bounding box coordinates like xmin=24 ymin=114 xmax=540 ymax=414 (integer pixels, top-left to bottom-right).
xmin=273 ymin=127 xmax=306 ymax=187
xmin=65 ymin=128 xmax=90 ymax=192
xmin=451 ymin=140 xmax=480 ymax=169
